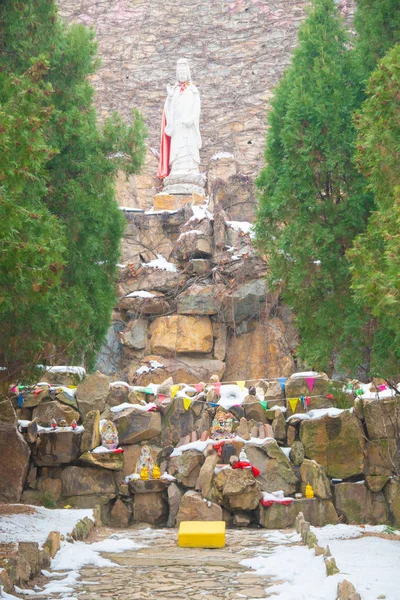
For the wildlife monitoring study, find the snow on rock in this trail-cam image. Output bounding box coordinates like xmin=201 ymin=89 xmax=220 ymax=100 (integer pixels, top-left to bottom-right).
xmin=118 ymin=206 xmax=144 ymax=213
xmin=287 ymin=407 xmax=348 ymax=422
xmin=36 ymin=365 xmax=86 ymax=379
xmin=291 ymin=371 xmax=320 ymax=378
xmin=142 ymin=255 xmax=178 ymax=272
xmin=110 ymin=402 xmax=157 ymax=414
xmin=0 ymin=507 xmax=93 ymax=547
xmin=109 ymin=381 xmax=131 ymax=389
xmin=126 ymin=290 xmax=156 ymax=298
xmin=217 ymin=384 xmax=247 ymax=409
xmin=160 ymin=472 xmax=176 ymax=482
xmin=136 ymin=360 xmax=164 ymax=375
xmin=188 ymin=205 xmax=213 ymax=222
xmin=211 ymin=151 xmax=235 ymax=160
xmin=226 ymin=221 xmax=253 ymax=236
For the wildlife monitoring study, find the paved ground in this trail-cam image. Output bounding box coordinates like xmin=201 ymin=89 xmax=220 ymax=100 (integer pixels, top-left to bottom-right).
xmin=22 ymin=526 xmax=277 ymax=600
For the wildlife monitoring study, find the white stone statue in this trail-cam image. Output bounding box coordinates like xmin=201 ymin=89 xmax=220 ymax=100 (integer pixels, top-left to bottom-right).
xmin=157 ymin=58 xmax=206 ymax=195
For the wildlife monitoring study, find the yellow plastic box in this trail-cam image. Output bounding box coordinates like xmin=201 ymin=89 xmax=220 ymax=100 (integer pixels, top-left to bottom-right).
xmin=178 ymin=521 xmax=226 ymax=549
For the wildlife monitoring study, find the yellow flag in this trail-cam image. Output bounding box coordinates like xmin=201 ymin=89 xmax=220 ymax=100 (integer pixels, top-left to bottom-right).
xmin=289 ymin=398 xmax=299 ymax=413
xmin=170 ymin=385 xmax=180 ymax=399
xmin=183 ymin=397 xmax=192 ymax=411
xmin=236 ymin=381 xmax=246 ymax=391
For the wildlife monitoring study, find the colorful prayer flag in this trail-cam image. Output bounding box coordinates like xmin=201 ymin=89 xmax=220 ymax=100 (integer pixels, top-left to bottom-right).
xmin=260 ymin=400 xmax=268 ymax=410
xmin=194 ymin=383 xmax=203 ymax=393
xmin=278 ymin=377 xmax=287 ymax=392
xmin=158 ymin=394 xmax=167 ymax=402
xmin=236 ymin=381 xmax=246 ymax=391
xmin=214 ymin=382 xmax=222 ymax=396
xmin=170 ymin=385 xmax=180 ymax=399
xmin=305 ymin=377 xmax=315 ymax=393
xmin=288 ymin=398 xmax=299 ymax=413
xmin=183 ymin=397 xmax=192 ymax=410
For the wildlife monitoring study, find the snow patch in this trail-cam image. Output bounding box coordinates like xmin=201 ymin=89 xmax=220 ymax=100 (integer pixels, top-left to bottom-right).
xmin=142 ymin=254 xmax=178 ymax=272
xmin=110 ymin=402 xmax=157 ymax=413
xmin=211 ymin=152 xmax=235 ymax=160
xmin=287 ymin=407 xmax=348 ymax=422
xmin=126 ymin=290 xmax=156 ymax=298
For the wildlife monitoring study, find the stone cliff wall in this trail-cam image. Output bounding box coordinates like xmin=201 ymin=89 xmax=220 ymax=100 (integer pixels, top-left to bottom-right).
xmin=58 ymin=0 xmax=309 ymax=182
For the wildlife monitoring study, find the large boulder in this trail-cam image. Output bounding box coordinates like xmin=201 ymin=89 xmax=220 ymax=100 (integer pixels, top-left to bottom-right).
xmin=0 ymin=422 xmax=30 ymax=502
xmin=223 ymin=279 xmax=267 ymax=324
xmin=167 ymin=483 xmax=184 ymax=527
xmin=300 ymin=411 xmax=365 ymax=479
xmin=196 ymin=452 xmax=220 ymax=499
xmin=299 ymin=459 xmax=331 ymax=500
xmin=362 ymin=397 xmax=400 ymax=441
xmin=213 ymin=467 xmax=262 ymax=511
xmin=120 ymin=318 xmax=148 ymax=350
xmin=177 ymin=284 xmax=224 ymax=315
xmin=32 ymin=401 xmax=80 ymax=426
xmin=110 ymin=499 xmax=132 ymax=528
xmin=76 ymin=372 xmax=110 ymax=419
xmin=112 ymin=407 xmax=161 ymax=445
xmin=176 ymin=490 xmax=222 ymax=525
xmin=0 ymin=397 xmax=17 ymax=424
xmin=384 ymin=478 xmax=400 ymax=527
xmin=79 ymin=450 xmax=124 ymax=471
xmin=169 ymin=450 xmax=205 ymax=488
xmin=33 ymin=430 xmax=82 ymax=467
xmin=118 ymin=291 xmax=170 ymax=314
xmin=333 ymin=482 xmax=388 ymax=525
xmin=265 ymin=318 xmax=296 ymax=379
xmin=145 ymin=355 xmax=225 ymax=385
xmin=243 ymin=395 xmax=266 ymax=424
xmin=53 ymin=466 xmax=119 ymax=497
xmin=365 ymin=439 xmax=396 ymax=477
xmin=133 ymin=492 xmax=168 ymax=525
xmin=150 ymin=315 xmax=213 ymax=354
xmin=80 ymin=410 xmax=101 ymax=453
xmin=174 ymin=229 xmax=213 ymax=260
xmin=285 ymin=373 xmax=329 ymax=399
xmin=257 ymin=498 xmax=338 ymax=529
xmin=117 ymin=265 xmax=184 ymax=296
xmin=245 ymin=440 xmax=298 ymax=496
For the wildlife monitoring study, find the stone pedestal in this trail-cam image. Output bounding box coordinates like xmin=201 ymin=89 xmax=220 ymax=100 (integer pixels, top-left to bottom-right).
xmin=153 ymin=191 xmax=205 ymax=211
xmin=162 ymin=171 xmax=206 ymax=196
xmin=130 ymin=479 xmax=170 ymax=525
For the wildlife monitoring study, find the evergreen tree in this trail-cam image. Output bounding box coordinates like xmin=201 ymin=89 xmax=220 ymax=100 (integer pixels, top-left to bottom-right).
xmin=354 ymin=0 xmax=400 ymax=81
xmin=347 ymin=46 xmax=400 ymax=378
xmin=0 ymin=0 xmax=146 ymax=380
xmin=255 ymin=0 xmax=373 ymax=374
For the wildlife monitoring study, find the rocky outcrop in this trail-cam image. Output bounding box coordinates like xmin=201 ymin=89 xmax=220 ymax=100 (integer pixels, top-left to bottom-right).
xmin=150 ymin=315 xmax=213 ymax=354
xmin=0 ymin=422 xmax=30 ymax=503
xmin=213 ymin=468 xmax=262 ymax=511
xmin=76 ymin=372 xmax=110 ymax=419
xmin=112 ymin=407 xmax=161 ymax=445
xmin=333 ymin=482 xmax=388 ymax=525
xmin=176 ymin=490 xmax=222 ymax=525
xmin=299 ymin=459 xmax=331 ymax=500
xmin=300 ymin=411 xmax=365 ymax=479
xmin=257 ymin=498 xmax=338 ymax=529
xmin=245 ymin=440 xmax=298 ymax=496
xmin=33 ymin=431 xmax=82 ymax=467
xmin=169 ymin=450 xmax=205 ymax=488
xmin=32 ymin=401 xmax=80 ymax=426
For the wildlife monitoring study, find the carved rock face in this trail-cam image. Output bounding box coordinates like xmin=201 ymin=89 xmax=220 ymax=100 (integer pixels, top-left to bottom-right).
xmin=0 ymin=422 xmax=30 ymax=503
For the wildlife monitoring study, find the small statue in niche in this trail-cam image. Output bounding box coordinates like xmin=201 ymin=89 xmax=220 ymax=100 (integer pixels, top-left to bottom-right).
xmin=211 ymin=410 xmax=235 ymax=440
xmin=101 ymin=420 xmax=119 ymax=450
xmin=136 ymin=444 xmax=154 ymax=478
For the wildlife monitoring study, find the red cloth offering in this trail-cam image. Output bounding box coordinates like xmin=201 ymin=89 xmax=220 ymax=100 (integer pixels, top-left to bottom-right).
xmin=157 ymin=109 xmax=171 ymax=178
xmin=232 ymin=461 xmax=260 ymax=477
xmin=261 ymin=498 xmax=293 ymax=508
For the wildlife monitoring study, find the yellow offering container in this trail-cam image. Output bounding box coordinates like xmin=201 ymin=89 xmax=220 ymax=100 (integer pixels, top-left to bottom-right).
xmin=178 ymin=521 xmax=226 ymax=549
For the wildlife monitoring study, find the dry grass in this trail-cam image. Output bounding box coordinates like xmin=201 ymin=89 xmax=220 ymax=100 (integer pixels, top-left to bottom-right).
xmin=0 ymin=503 xmax=36 ymax=516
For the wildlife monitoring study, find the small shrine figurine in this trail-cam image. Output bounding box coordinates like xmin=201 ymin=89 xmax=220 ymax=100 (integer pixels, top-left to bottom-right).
xmin=140 ymin=466 xmax=149 ymax=480
xmin=305 ymin=483 xmax=315 ymax=499
xmin=152 ymin=465 xmax=161 ymax=479
xmin=71 ymin=419 xmax=77 ymax=430
xmin=59 ymin=419 xmax=67 ymax=428
xmin=101 ymin=420 xmax=119 ymax=450
xmin=136 ymin=444 xmax=154 ymax=478
xmin=239 ymin=447 xmax=248 ymax=462
xmin=211 ymin=410 xmax=235 ymax=440
xmin=51 ymin=418 xmax=57 ymax=429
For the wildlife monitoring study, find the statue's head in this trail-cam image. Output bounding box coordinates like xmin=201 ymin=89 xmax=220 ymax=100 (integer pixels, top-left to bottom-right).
xmin=176 ymin=58 xmax=191 ymax=83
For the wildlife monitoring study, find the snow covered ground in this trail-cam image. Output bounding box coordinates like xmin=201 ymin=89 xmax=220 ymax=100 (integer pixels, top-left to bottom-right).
xmin=0 ymin=506 xmax=93 ymax=547
xmin=241 ymin=525 xmax=400 ymax=600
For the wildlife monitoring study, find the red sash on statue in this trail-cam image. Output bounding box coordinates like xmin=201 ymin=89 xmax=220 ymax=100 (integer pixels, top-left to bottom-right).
xmin=157 ymin=109 xmax=171 ymax=178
